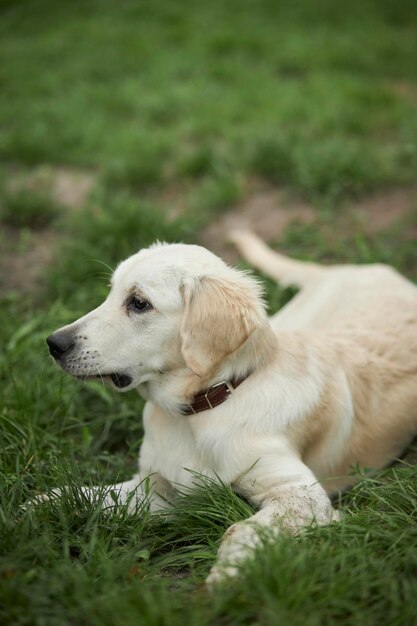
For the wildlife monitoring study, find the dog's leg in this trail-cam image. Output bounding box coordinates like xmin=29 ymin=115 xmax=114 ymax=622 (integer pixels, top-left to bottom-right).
xmin=229 ymin=230 xmax=326 ymax=288
xmin=29 ymin=472 xmax=173 ymax=513
xmin=79 ymin=472 xmax=173 ymax=513
xmin=206 ymin=444 xmax=339 ymax=586
xmin=30 ymin=403 xmax=176 ymax=513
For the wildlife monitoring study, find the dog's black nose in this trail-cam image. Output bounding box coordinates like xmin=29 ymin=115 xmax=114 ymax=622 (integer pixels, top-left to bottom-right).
xmin=46 ymin=332 xmax=75 ymax=360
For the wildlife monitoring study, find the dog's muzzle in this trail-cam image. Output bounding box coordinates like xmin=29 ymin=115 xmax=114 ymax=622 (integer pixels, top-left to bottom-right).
xmin=46 ymin=332 xmax=133 ymax=389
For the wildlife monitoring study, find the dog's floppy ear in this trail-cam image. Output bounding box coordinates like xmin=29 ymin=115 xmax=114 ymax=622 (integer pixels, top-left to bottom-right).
xmin=180 ymin=273 xmax=265 ymax=378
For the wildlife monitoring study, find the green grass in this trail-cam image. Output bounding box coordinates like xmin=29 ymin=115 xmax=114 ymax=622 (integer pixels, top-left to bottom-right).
xmin=0 ymin=189 xmax=61 ymax=229
xmin=1 ymin=0 xmax=417 ymax=624
xmin=1 ymin=0 xmax=417 ymax=203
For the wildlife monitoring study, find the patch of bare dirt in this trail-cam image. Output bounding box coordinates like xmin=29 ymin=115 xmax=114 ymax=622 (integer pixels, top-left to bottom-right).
xmin=200 ymin=185 xmax=416 ymax=264
xmin=0 ymin=226 xmax=59 ymax=294
xmin=1 ymin=165 xmax=96 ymax=294
xmin=51 ymin=167 xmax=96 ymax=209
xmin=352 ymin=188 xmax=415 ymax=234
xmin=6 ymin=164 xmax=96 ymax=209
xmin=199 ymin=186 xmax=315 ymax=263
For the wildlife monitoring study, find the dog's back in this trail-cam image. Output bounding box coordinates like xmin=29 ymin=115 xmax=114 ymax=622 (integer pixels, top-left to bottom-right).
xmin=231 ymin=230 xmax=417 ymax=491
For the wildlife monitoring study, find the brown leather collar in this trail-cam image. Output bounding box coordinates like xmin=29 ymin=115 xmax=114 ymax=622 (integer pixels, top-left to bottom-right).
xmin=180 ymin=375 xmax=249 ymax=415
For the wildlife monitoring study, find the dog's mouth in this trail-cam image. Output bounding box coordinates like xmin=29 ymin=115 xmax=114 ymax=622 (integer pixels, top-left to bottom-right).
xmin=75 ymin=372 xmax=133 ymax=389
xmin=109 ymin=372 xmax=133 ymax=389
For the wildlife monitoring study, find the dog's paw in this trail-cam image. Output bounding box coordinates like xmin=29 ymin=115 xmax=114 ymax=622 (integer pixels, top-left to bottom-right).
xmin=205 ymin=521 xmax=263 ymax=589
xmin=206 ymin=563 xmax=240 ymax=589
xmin=22 ymin=489 xmax=62 ymax=511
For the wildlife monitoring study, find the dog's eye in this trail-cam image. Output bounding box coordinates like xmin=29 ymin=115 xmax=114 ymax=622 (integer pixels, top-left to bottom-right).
xmin=128 ymin=296 xmax=153 ymax=313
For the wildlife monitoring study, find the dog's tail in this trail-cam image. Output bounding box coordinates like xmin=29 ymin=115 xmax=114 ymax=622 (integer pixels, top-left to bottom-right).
xmin=228 ymin=230 xmax=326 ymax=289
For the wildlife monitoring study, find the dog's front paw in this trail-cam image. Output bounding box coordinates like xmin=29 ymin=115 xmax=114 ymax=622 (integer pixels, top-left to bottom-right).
xmin=205 ymin=521 xmax=265 ymax=588
xmin=206 ymin=562 xmax=240 ymax=588
xmin=23 ymin=489 xmax=62 ymax=511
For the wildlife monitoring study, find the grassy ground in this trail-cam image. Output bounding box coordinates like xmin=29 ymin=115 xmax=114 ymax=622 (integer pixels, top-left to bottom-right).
xmin=1 ymin=1 xmax=417 ymax=624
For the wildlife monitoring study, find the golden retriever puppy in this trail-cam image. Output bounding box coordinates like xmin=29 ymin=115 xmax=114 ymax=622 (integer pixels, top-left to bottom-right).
xmin=45 ymin=233 xmax=417 ymax=584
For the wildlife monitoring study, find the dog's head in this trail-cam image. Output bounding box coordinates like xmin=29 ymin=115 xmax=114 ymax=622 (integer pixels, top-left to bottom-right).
xmin=47 ymin=242 xmax=268 ymax=392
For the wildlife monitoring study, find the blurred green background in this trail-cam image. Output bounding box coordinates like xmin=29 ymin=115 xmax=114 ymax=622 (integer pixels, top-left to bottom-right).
xmin=1 ymin=1 xmax=417 ymax=625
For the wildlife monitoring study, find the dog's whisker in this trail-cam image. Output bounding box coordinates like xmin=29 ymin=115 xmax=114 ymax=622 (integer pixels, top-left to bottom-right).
xmin=87 ymin=271 xmax=113 ymax=283
xmin=96 ymin=363 xmax=106 ymax=389
xmin=88 ymin=258 xmax=115 ymax=279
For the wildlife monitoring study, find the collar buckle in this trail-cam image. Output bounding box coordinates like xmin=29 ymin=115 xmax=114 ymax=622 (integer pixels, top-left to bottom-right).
xmin=204 ymin=380 xmax=234 ymax=409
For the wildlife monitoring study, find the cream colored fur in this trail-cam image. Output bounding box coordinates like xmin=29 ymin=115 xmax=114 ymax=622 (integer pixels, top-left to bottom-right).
xmin=46 ymin=232 xmax=417 ymax=585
